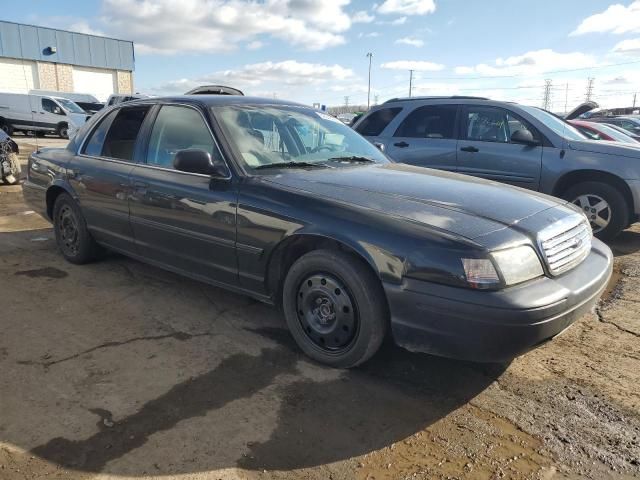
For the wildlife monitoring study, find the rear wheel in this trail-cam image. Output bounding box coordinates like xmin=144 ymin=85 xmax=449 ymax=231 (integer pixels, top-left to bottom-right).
xmin=52 ymin=193 xmax=102 ymax=264
xmin=0 ymin=122 xmax=13 ymax=136
xmin=563 ymin=181 xmax=629 ymax=240
xmin=282 ymin=249 xmax=388 ymax=368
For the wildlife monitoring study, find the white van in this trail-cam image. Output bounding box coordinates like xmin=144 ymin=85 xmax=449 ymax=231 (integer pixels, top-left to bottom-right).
xmin=0 ymin=92 xmax=88 ymax=139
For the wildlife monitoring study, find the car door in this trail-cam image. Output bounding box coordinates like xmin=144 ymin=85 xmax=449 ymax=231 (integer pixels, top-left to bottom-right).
xmin=383 ymin=104 xmax=459 ymax=171
xmin=354 ymin=106 xmax=403 ymax=149
xmin=69 ymin=105 xmax=150 ymax=253
xmin=457 ymin=105 xmax=543 ymax=190
xmin=128 ymin=103 xmax=238 ymax=286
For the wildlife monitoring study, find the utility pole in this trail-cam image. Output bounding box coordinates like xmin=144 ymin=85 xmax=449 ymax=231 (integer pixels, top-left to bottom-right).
xmin=344 ymin=96 xmax=350 ymax=110
xmin=374 ymin=94 xmax=379 ymax=105
xmin=542 ymin=79 xmax=552 ymax=110
xmin=585 ymin=77 xmax=595 ymax=102
xmin=633 ymin=93 xmax=637 ymax=109
xmin=408 ymin=69 xmax=414 ymax=98
xmin=564 ymin=82 xmax=569 ymax=115
xmin=366 ymin=52 xmax=373 ymax=109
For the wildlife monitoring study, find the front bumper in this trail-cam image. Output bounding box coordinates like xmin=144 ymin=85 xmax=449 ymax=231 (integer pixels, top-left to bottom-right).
xmin=385 ymin=238 xmax=613 ymax=362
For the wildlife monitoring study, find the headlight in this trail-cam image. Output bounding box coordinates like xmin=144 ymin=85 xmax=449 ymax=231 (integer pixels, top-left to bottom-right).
xmin=460 ymin=258 xmax=500 ymax=289
xmin=462 ymin=245 xmax=543 ymax=289
xmin=491 ymin=245 xmax=544 ymax=286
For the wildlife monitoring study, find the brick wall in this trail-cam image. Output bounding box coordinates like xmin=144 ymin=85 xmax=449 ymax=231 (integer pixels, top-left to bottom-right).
xmin=55 ymin=64 xmax=74 ymax=92
xmin=116 ymin=70 xmax=133 ymax=94
xmin=36 ymin=62 xmax=57 ymax=90
xmin=35 ymin=61 xmax=74 ymax=92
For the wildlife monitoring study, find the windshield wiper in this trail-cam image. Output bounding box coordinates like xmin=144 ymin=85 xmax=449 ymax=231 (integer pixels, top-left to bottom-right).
xmin=254 ymin=161 xmax=328 ymax=170
xmin=327 ymin=156 xmax=376 ymax=163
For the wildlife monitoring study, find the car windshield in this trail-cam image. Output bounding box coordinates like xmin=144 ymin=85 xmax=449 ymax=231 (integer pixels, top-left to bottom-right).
xmin=213 ymin=104 xmax=389 ymax=170
xmin=56 ymin=98 xmax=85 ymax=114
xmin=519 ymin=105 xmax=587 ymax=141
xmin=595 ymin=123 xmax=638 ymax=143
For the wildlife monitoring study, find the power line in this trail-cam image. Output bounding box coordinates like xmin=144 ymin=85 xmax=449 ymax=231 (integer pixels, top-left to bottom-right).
xmin=393 ymin=59 xmax=640 ymax=81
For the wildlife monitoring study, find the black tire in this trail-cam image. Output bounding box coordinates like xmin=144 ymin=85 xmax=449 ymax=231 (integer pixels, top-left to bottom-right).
xmin=57 ymin=123 xmax=69 ymax=139
xmin=282 ymin=249 xmax=388 ymax=368
xmin=563 ymin=181 xmax=629 ymax=241
xmin=52 ymin=193 xmax=102 ymax=264
xmin=0 ymin=122 xmax=14 ymax=136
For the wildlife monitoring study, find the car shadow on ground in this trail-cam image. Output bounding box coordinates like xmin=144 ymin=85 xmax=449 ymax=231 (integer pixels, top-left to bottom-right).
xmin=609 ymin=227 xmax=640 ymax=256
xmin=30 ymin=331 xmax=506 ymax=474
xmin=0 ymin=234 xmax=508 ymax=476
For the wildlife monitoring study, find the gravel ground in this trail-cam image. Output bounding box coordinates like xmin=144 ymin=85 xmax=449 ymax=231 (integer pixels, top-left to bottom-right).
xmin=0 ymin=140 xmax=638 ymax=480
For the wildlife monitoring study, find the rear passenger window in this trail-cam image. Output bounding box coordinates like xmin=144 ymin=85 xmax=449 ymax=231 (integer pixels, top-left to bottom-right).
xmin=394 ymin=105 xmax=457 ymax=139
xmin=355 ymin=107 xmax=402 ymax=136
xmin=101 ymin=106 xmax=150 ymax=161
xmin=83 ymin=110 xmax=118 ymax=157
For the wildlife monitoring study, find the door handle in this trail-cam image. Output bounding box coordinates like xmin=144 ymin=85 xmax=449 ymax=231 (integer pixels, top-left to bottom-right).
xmin=393 ymin=141 xmax=409 ymax=148
xmin=460 ymin=146 xmax=479 ymax=153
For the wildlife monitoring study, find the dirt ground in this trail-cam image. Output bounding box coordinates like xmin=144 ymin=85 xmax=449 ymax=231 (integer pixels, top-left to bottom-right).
xmin=1 ymin=138 xmax=639 ymax=480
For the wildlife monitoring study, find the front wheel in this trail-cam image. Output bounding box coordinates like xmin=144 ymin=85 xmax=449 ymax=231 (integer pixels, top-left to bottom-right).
xmin=52 ymin=193 xmax=102 ymax=264
xmin=282 ymin=249 xmax=388 ymax=368
xmin=57 ymin=124 xmax=69 ymax=139
xmin=563 ymin=181 xmax=629 ymax=241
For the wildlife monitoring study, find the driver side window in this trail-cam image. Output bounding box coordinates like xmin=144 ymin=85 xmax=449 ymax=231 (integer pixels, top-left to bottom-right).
xmin=42 ymin=98 xmax=61 ymax=115
xmin=146 ymin=105 xmax=222 ymax=169
xmin=466 ymin=107 xmax=538 ymax=144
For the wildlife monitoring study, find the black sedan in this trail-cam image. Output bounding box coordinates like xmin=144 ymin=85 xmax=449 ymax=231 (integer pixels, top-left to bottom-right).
xmin=22 ymin=96 xmax=613 ymax=367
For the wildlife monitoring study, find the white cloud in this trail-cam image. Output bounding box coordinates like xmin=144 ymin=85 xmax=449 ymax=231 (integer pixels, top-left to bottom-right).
xmin=358 ymin=32 xmax=380 ymax=38
xmin=150 ymin=60 xmax=356 ymax=95
xmin=454 ymin=49 xmax=596 ymax=77
xmin=392 ymin=16 xmax=407 ymax=25
xmin=352 ymin=10 xmax=375 ymax=23
xmin=612 ymin=37 xmax=640 ymax=55
xmin=377 ymin=0 xmax=436 ymax=15
xmin=247 ymin=40 xmax=264 ymax=50
xmin=91 ymin=0 xmax=354 ymax=54
xmin=395 ymin=37 xmax=424 ymax=47
xmin=381 ymin=60 xmax=444 ymax=71
xmin=571 ymin=1 xmax=640 ymax=35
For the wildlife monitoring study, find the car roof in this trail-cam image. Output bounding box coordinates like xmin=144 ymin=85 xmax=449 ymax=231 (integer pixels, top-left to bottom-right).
xmin=125 ymin=95 xmax=310 ymax=108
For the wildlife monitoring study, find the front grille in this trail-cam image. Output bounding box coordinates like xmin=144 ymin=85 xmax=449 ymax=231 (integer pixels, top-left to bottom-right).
xmin=538 ymin=215 xmax=592 ymax=276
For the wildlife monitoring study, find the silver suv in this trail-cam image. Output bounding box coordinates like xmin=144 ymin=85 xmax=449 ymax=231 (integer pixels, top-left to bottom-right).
xmin=354 ymin=96 xmax=640 ymax=239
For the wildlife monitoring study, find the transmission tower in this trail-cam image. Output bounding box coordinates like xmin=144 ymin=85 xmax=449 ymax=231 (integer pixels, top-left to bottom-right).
xmin=374 ymin=94 xmax=379 ymax=106
xmin=585 ymin=77 xmax=595 ymax=102
xmin=344 ymin=96 xmax=350 ymax=109
xmin=542 ymin=79 xmax=552 ymax=110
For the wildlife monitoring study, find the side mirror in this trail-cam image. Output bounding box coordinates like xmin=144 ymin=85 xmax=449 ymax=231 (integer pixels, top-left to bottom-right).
xmin=53 ymin=107 xmax=63 ymax=115
xmin=173 ymin=149 xmax=228 ymax=178
xmin=373 ymin=142 xmax=385 ymax=152
xmin=510 ymin=129 xmax=538 ymax=146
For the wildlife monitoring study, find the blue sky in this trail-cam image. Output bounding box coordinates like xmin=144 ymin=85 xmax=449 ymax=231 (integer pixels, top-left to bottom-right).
xmin=8 ymin=0 xmax=640 ymax=110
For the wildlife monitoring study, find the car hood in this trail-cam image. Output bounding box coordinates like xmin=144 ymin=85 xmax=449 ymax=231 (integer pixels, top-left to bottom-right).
xmin=568 ymin=139 xmax=640 ymax=158
xmin=264 ymin=163 xmax=568 ymax=240
xmin=564 ymin=101 xmax=599 ymax=120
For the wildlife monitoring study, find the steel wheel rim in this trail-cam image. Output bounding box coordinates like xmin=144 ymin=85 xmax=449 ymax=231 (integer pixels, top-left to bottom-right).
xmin=296 ymin=273 xmax=358 ymax=352
xmin=572 ymin=194 xmax=611 ymax=233
xmin=57 ymin=205 xmax=79 ymax=255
